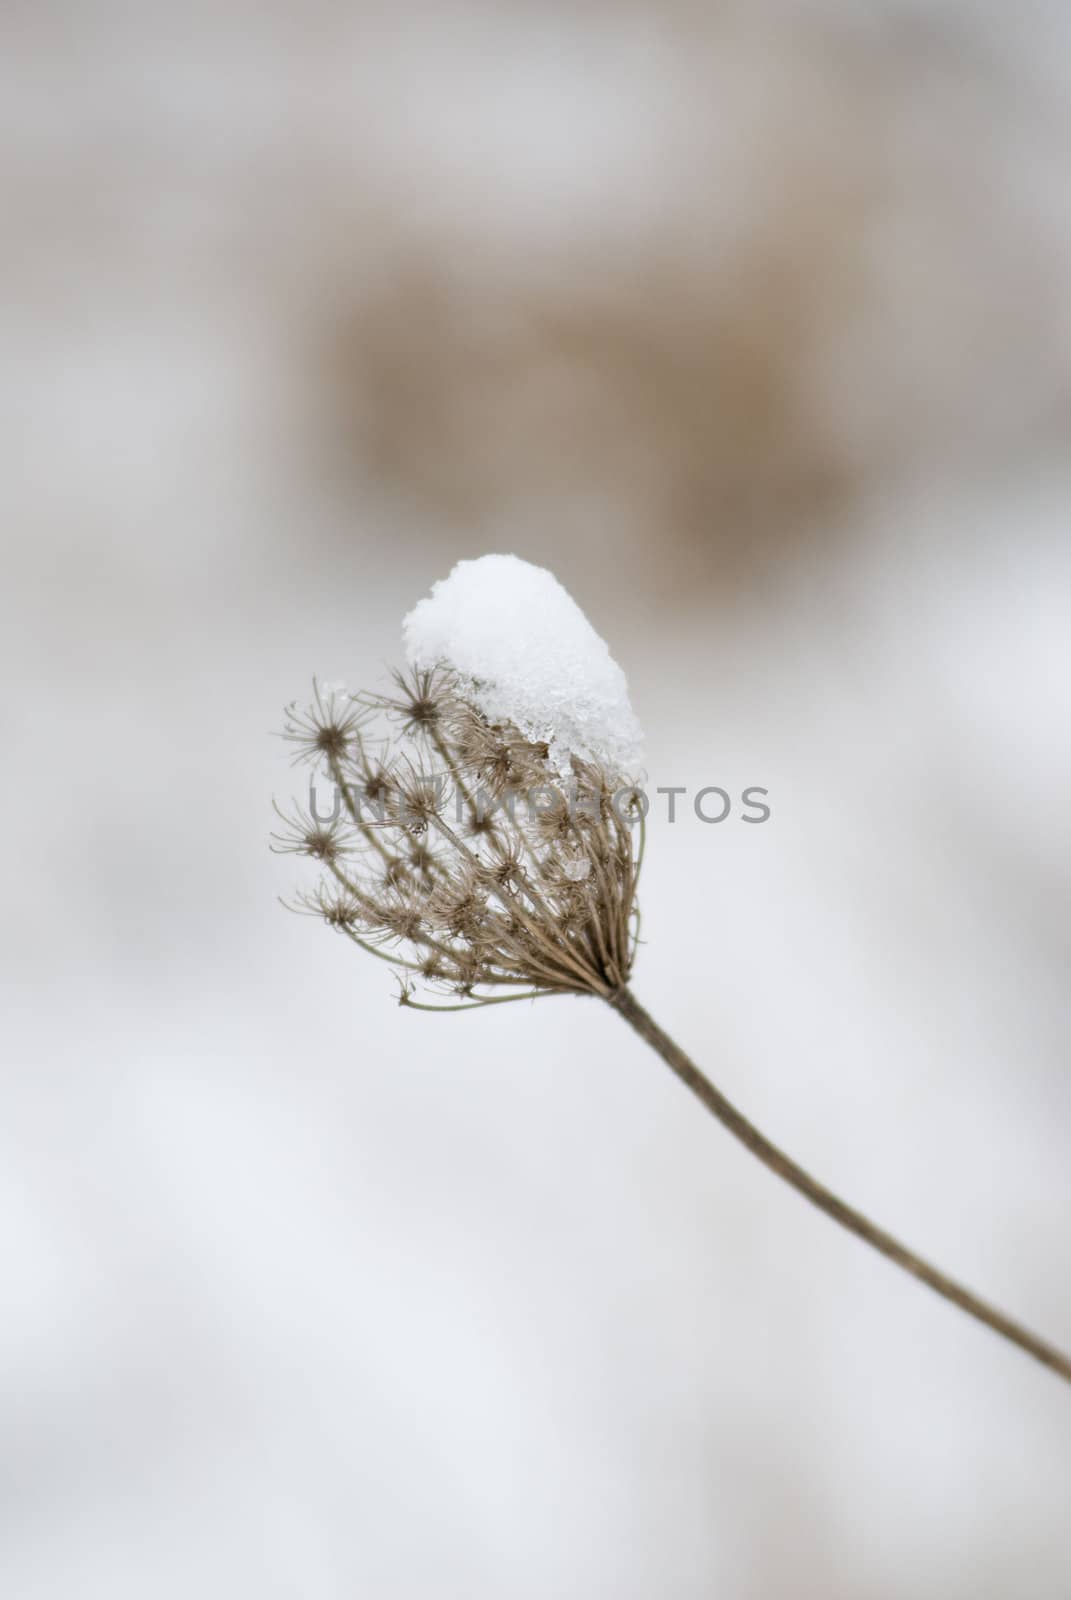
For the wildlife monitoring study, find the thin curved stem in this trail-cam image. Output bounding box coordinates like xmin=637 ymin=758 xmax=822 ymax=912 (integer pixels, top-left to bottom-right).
xmin=609 ymin=987 xmax=1071 ymax=1387
xmin=400 ymin=988 xmax=557 ymax=1012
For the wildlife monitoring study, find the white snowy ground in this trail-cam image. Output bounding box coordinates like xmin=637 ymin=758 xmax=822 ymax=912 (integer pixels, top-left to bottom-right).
xmin=3 ymin=4 xmax=1071 ymax=1597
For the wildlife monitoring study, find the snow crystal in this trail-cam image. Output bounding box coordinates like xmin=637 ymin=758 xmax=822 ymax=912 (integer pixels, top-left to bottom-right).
xmin=402 ymin=554 xmax=643 ymax=775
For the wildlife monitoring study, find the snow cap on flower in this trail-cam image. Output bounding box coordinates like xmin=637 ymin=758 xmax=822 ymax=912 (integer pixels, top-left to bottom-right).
xmin=402 ymin=554 xmax=643 ymax=776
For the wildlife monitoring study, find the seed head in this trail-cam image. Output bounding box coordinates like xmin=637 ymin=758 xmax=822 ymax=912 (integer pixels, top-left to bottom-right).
xmin=282 ymin=681 xmax=370 ymax=768
xmin=274 ymin=671 xmax=644 ymax=1008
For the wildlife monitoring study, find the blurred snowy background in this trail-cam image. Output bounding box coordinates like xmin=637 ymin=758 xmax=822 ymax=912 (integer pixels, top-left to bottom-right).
xmin=2 ymin=1 xmax=1070 ymax=1595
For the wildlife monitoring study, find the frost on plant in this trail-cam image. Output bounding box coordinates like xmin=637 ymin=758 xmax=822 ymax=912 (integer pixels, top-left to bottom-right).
xmin=273 ymin=557 xmax=646 ymax=1010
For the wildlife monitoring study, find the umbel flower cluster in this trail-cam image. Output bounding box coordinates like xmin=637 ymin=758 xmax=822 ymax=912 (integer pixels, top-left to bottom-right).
xmin=273 ymin=671 xmax=645 ymax=1010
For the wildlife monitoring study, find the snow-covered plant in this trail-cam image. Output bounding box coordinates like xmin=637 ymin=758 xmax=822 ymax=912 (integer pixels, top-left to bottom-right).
xmin=274 ymin=556 xmax=645 ymax=1009
xmin=274 ymin=555 xmax=1071 ymax=1388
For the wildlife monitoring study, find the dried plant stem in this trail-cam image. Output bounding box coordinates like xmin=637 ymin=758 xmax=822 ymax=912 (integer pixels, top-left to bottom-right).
xmin=610 ymin=988 xmax=1071 ymax=1386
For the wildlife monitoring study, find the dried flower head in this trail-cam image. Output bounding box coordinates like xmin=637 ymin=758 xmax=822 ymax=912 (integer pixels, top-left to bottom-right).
xmin=274 ymin=667 xmax=644 ymax=1010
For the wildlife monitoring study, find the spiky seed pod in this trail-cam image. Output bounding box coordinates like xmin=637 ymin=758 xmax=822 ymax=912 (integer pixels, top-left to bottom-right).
xmin=473 ymin=841 xmax=526 ymax=898
xmin=294 ymin=883 xmax=362 ymax=933
xmin=274 ymin=670 xmax=644 ymax=1008
xmin=269 ymin=799 xmax=352 ymax=865
xmin=364 ymin=666 xmax=448 ymax=737
xmin=281 ymin=681 xmax=370 ymax=768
